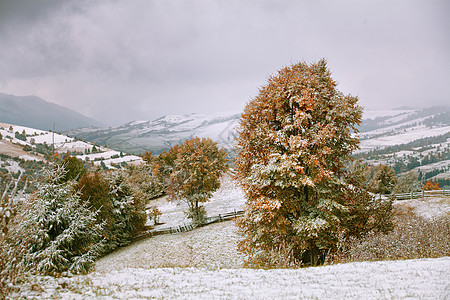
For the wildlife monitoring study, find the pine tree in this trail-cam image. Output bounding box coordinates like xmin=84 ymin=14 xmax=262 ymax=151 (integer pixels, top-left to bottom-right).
xmin=167 ymin=137 xmax=228 ymax=226
xmin=20 ymin=166 xmax=102 ymax=275
xmin=368 ymin=164 xmax=397 ymax=194
xmin=103 ymin=170 xmax=147 ymax=249
xmin=59 ymin=155 xmax=87 ymax=182
xmin=235 ymin=59 xmax=387 ymax=266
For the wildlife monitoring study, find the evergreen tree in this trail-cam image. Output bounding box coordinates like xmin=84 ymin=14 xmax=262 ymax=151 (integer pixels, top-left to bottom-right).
xmin=168 ymin=137 xmax=228 ymax=226
xmin=235 ymin=60 xmax=390 ymax=266
xmin=59 ymin=155 xmax=87 ymax=182
xmin=77 ymin=170 xmax=148 ymax=255
xmin=103 ymin=170 xmax=147 ymax=249
xmin=368 ymin=164 xmax=397 ymax=194
xmin=19 ymin=166 xmax=102 ymax=275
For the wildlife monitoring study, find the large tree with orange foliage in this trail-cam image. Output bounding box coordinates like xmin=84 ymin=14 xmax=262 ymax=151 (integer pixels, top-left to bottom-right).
xmin=235 ymin=59 xmax=388 ymax=266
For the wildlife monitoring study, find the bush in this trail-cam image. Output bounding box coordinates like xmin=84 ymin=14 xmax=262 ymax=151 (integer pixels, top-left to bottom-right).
xmin=328 ymin=214 xmax=450 ymax=264
xmin=0 ymin=194 xmax=27 ymax=298
xmin=127 ymin=164 xmax=165 ymax=201
xmin=59 ymin=155 xmax=87 ymax=182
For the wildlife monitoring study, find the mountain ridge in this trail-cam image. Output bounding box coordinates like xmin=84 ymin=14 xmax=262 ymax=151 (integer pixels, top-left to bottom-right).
xmin=0 ymin=92 xmax=103 ymax=131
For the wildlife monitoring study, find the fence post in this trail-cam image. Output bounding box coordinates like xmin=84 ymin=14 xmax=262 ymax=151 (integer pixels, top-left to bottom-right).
xmin=422 ymin=190 xmax=424 ymax=198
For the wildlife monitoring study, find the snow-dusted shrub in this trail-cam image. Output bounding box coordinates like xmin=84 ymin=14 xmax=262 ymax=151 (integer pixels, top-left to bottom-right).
xmin=148 ymin=205 xmax=162 ymax=225
xmin=393 ymin=171 xmax=421 ymax=194
xmin=127 ymin=163 xmax=165 ymax=201
xmin=329 ymin=214 xmax=450 ymax=263
xmin=1 ymin=193 xmax=27 ymax=297
xmin=18 ymin=166 xmax=102 ymax=275
xmin=59 ymin=155 xmax=87 ymax=183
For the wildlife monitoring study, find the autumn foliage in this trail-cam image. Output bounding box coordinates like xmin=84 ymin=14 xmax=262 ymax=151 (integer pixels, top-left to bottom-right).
xmin=235 ymin=59 xmax=392 ymax=266
xmin=167 ymin=137 xmax=228 ymax=226
xmin=422 ymin=180 xmax=440 ymax=191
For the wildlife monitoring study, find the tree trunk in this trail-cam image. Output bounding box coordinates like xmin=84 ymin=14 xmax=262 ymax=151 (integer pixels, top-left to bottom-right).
xmin=310 ymin=242 xmax=319 ymax=266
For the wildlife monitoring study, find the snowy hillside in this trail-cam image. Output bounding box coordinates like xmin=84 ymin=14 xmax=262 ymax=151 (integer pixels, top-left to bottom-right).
xmin=0 ymin=122 xmax=142 ymax=168
xmin=356 ymin=107 xmax=450 ymax=182
xmin=14 ymin=257 xmax=449 ymax=299
xmin=66 ymin=112 xmax=240 ymax=154
xmin=10 ymin=171 xmax=450 ymax=299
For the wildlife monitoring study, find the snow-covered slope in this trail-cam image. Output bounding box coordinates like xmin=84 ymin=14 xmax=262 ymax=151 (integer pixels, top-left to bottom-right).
xmin=66 ymin=111 xmax=240 ymax=154
xmin=0 ymin=122 xmax=142 ymax=168
xmin=356 ymin=107 xmax=450 ymax=181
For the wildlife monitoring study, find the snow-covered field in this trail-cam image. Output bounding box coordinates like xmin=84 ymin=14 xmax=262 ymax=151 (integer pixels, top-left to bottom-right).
xmin=394 ymin=197 xmax=450 ymax=219
xmin=15 ymin=257 xmax=450 ymax=299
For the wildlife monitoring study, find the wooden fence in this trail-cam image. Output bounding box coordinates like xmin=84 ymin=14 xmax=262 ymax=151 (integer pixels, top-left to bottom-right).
xmin=133 ymin=210 xmax=244 ymax=242
xmin=384 ymin=189 xmax=450 ymax=201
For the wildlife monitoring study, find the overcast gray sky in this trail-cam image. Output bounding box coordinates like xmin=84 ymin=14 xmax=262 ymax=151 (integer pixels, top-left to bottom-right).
xmin=0 ymin=0 xmax=449 ymax=125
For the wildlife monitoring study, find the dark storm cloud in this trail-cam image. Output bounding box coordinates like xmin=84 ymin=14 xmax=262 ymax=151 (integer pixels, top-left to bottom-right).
xmin=0 ymin=0 xmax=449 ymax=125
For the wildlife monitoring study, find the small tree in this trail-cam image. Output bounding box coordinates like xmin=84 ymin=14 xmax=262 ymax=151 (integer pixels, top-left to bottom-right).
xmin=168 ymin=137 xmax=228 ymax=226
xmin=393 ymin=171 xmax=421 ymax=194
xmin=77 ymin=170 xmax=147 ymax=255
xmin=127 ymin=163 xmax=165 ymax=201
xmin=104 ymin=170 xmax=147 ymax=248
xmin=148 ymin=206 xmax=162 ymax=225
xmin=369 ymin=164 xmax=397 ymax=195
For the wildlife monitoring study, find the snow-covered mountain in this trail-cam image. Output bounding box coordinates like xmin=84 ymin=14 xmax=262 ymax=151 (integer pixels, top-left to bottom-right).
xmin=0 ymin=93 xmax=103 ymax=131
xmin=65 ymin=112 xmax=240 ymax=154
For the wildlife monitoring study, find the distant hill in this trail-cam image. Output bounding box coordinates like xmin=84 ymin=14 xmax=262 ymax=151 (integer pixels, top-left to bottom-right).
xmin=0 ymin=122 xmax=142 ymax=168
xmin=65 ymin=112 xmax=240 ymax=154
xmin=0 ymin=92 xmax=103 ymax=131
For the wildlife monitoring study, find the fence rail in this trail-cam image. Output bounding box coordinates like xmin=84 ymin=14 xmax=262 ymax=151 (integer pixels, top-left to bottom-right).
xmin=385 ymin=189 xmax=450 ymax=201
xmin=133 ymin=210 xmax=244 ymax=242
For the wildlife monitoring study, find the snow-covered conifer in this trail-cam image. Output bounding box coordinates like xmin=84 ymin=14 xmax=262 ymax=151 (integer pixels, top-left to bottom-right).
xmin=20 ymin=166 xmax=102 ymax=275
xmin=103 ymin=170 xmax=147 ymax=249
